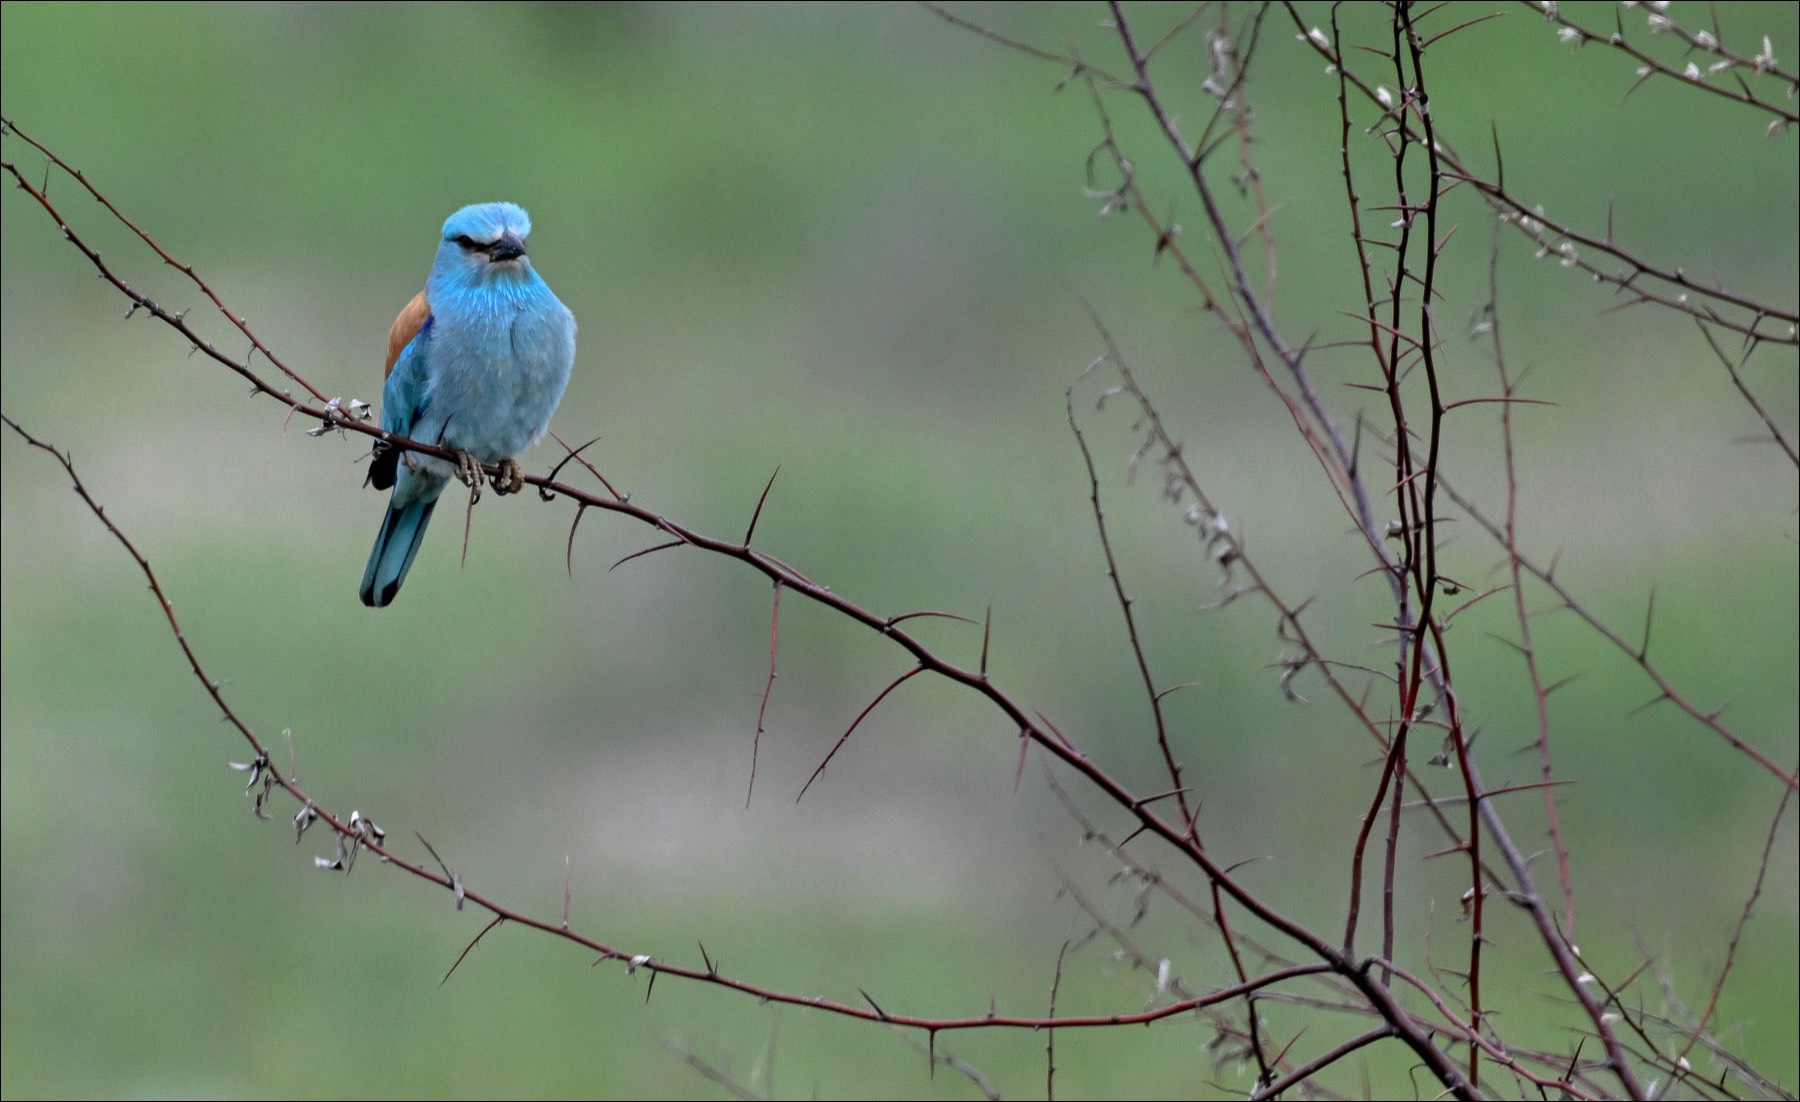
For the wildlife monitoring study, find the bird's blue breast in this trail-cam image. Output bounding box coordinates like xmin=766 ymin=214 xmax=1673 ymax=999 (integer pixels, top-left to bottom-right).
xmin=422 ymin=275 xmax=575 ymax=464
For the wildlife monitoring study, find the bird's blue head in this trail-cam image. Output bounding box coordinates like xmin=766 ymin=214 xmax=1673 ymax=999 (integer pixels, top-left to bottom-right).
xmin=432 ymin=202 xmax=536 ymax=287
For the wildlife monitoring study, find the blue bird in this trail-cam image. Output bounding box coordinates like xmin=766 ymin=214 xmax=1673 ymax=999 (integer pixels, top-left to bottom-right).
xmin=360 ymin=202 xmax=576 ymax=607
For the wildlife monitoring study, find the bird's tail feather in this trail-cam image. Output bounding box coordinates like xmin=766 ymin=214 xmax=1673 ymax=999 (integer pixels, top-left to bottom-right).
xmin=360 ymin=498 xmax=438 ymax=607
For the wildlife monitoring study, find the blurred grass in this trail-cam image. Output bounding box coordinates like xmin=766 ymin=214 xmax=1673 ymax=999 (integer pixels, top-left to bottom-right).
xmin=4 ymin=2 xmax=1796 ymax=1098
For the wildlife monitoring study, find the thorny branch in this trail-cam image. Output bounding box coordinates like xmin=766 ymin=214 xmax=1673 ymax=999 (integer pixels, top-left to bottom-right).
xmin=5 ymin=1 xmax=1796 ymax=1094
xmin=2 ymin=114 xmax=1481 ymax=1099
xmin=920 ymin=2 xmax=1794 ymax=1097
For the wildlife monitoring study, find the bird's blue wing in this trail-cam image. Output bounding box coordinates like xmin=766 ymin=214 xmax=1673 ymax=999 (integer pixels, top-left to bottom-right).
xmin=361 ymin=293 xmax=441 ymax=606
xmin=367 ymin=295 xmax=433 ymax=492
xmin=382 ymin=298 xmax=434 ymax=438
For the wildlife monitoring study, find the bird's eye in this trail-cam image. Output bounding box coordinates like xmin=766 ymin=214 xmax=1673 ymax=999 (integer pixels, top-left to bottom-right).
xmin=453 ymin=234 xmax=481 ymax=251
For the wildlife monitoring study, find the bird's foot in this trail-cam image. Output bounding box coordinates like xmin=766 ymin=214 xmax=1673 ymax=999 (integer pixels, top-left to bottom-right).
xmin=454 ymin=450 xmax=484 ymax=488
xmin=492 ymin=458 xmax=525 ymax=495
xmin=454 ymin=450 xmax=486 ymax=504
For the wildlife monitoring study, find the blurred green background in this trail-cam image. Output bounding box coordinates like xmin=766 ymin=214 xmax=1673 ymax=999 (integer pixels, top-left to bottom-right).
xmin=3 ymin=2 xmax=1795 ymax=1097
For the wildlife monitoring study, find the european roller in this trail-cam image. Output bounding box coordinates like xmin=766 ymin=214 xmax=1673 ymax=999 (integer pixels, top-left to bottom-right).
xmin=359 ymin=202 xmax=576 ymax=607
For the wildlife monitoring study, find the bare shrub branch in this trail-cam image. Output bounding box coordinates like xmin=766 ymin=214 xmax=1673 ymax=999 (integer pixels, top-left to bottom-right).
xmin=3 ymin=2 xmax=1794 ymax=1095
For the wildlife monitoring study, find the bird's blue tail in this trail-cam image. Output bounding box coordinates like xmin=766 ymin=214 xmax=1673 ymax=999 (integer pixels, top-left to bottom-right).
xmin=360 ymin=497 xmax=438 ymax=607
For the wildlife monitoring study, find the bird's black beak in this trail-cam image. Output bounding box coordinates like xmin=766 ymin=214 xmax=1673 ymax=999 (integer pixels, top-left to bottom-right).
xmin=487 ymin=232 xmax=526 ymax=262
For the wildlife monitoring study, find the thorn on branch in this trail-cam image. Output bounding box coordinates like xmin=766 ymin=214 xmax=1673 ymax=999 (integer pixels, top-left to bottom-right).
xmin=979 ymin=606 xmax=992 ymax=678
xmin=797 ymin=666 xmax=926 ymax=802
xmin=415 ymin=832 xmax=464 ymax=911
xmin=440 ymin=915 xmax=505 ymax=987
xmin=566 ymin=503 xmax=589 ymax=577
xmin=547 ymin=430 xmax=625 ymax=501
xmin=743 ymin=465 xmax=781 ymax=547
xmin=611 ymin=537 xmax=688 ymax=571
xmin=860 ymin=988 xmax=890 ymax=1020
xmin=748 ymin=578 xmax=782 ymax=808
